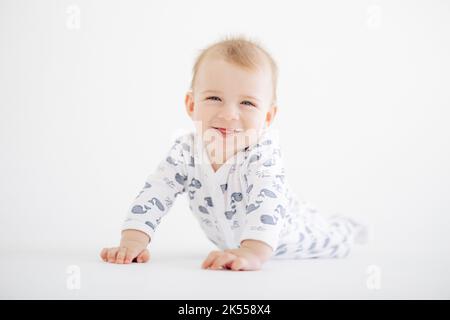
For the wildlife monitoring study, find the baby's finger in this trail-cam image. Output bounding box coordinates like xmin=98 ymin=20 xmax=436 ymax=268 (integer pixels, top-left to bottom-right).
xmin=107 ymin=247 xmax=119 ymax=263
xmin=124 ymin=248 xmax=139 ymax=264
xmin=231 ymin=257 xmax=256 ymax=271
xmin=211 ymin=252 xmax=237 ymax=270
xmin=116 ymin=247 xmax=127 ymax=264
xmin=136 ymin=249 xmax=150 ymax=263
xmin=100 ymin=248 xmax=108 ymax=262
xmin=201 ymin=250 xmax=222 ymax=269
xmin=230 ymin=257 xmax=248 ymax=271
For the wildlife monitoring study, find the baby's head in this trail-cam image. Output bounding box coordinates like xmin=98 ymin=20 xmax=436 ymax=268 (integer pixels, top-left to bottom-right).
xmin=185 ymin=36 xmax=279 ymax=159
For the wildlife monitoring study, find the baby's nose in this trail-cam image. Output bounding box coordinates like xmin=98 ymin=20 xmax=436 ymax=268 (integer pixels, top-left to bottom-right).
xmin=218 ymin=104 xmax=240 ymax=120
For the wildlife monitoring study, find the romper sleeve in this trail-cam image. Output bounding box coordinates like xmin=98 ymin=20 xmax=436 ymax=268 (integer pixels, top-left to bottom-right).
xmin=121 ymin=135 xmax=190 ymax=242
xmin=238 ymin=136 xmax=288 ymax=251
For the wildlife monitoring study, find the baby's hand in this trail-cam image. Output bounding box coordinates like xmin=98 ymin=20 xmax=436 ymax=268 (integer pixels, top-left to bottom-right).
xmin=100 ymin=242 xmax=149 ymax=264
xmin=201 ymin=248 xmax=263 ymax=271
xmin=100 ymin=229 xmax=150 ymax=264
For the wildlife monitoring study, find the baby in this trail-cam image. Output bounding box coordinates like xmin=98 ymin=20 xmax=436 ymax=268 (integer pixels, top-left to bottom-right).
xmin=100 ymin=37 xmax=367 ymax=271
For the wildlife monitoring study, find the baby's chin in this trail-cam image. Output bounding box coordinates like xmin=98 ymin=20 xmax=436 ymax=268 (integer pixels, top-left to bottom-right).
xmin=197 ymin=127 xmax=262 ymax=164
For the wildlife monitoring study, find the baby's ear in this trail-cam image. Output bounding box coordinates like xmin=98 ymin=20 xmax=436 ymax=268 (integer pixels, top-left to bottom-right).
xmin=265 ymin=105 xmax=278 ymax=127
xmin=184 ymin=91 xmax=195 ymax=118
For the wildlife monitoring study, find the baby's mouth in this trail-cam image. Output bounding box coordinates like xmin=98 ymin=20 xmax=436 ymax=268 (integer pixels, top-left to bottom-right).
xmin=211 ymin=127 xmax=243 ymax=136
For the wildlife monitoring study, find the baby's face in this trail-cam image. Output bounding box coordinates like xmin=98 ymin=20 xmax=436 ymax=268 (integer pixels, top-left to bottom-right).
xmin=185 ymin=56 xmax=277 ymax=162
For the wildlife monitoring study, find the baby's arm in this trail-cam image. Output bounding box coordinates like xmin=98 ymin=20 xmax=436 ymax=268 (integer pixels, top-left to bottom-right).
xmin=100 ymin=229 xmax=150 ymax=264
xmin=201 ymin=239 xmax=273 ymax=271
xmin=100 ymin=136 xmax=189 ymax=264
xmin=202 ymin=136 xmax=287 ymax=271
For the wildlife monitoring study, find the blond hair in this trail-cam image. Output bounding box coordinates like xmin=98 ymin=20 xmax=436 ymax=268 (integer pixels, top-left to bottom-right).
xmin=190 ymin=36 xmax=278 ymax=103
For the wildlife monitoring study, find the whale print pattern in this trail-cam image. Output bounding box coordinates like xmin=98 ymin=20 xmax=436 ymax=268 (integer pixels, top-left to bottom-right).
xmin=224 ymin=192 xmax=243 ymax=220
xmin=122 ymin=128 xmax=367 ymax=259
xmin=123 ymin=136 xmax=189 ymax=241
xmin=199 ymin=196 xmax=214 ymax=214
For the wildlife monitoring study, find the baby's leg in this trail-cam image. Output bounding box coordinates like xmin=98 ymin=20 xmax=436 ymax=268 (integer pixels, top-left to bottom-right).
xmin=273 ymin=205 xmax=368 ymax=259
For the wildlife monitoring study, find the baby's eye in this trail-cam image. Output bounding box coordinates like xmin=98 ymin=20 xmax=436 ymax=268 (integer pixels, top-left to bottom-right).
xmin=241 ymin=100 xmax=256 ymax=107
xmin=206 ymin=96 xmax=222 ymax=101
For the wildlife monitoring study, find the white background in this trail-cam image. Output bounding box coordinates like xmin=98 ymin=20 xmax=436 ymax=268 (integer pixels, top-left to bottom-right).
xmin=0 ymin=0 xmax=449 ymax=299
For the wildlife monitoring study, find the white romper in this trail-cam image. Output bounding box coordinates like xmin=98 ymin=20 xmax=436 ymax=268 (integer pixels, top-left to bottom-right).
xmin=122 ymin=127 xmax=367 ymax=259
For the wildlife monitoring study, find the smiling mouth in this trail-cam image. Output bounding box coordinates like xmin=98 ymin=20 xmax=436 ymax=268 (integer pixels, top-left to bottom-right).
xmin=212 ymin=127 xmax=243 ymax=136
